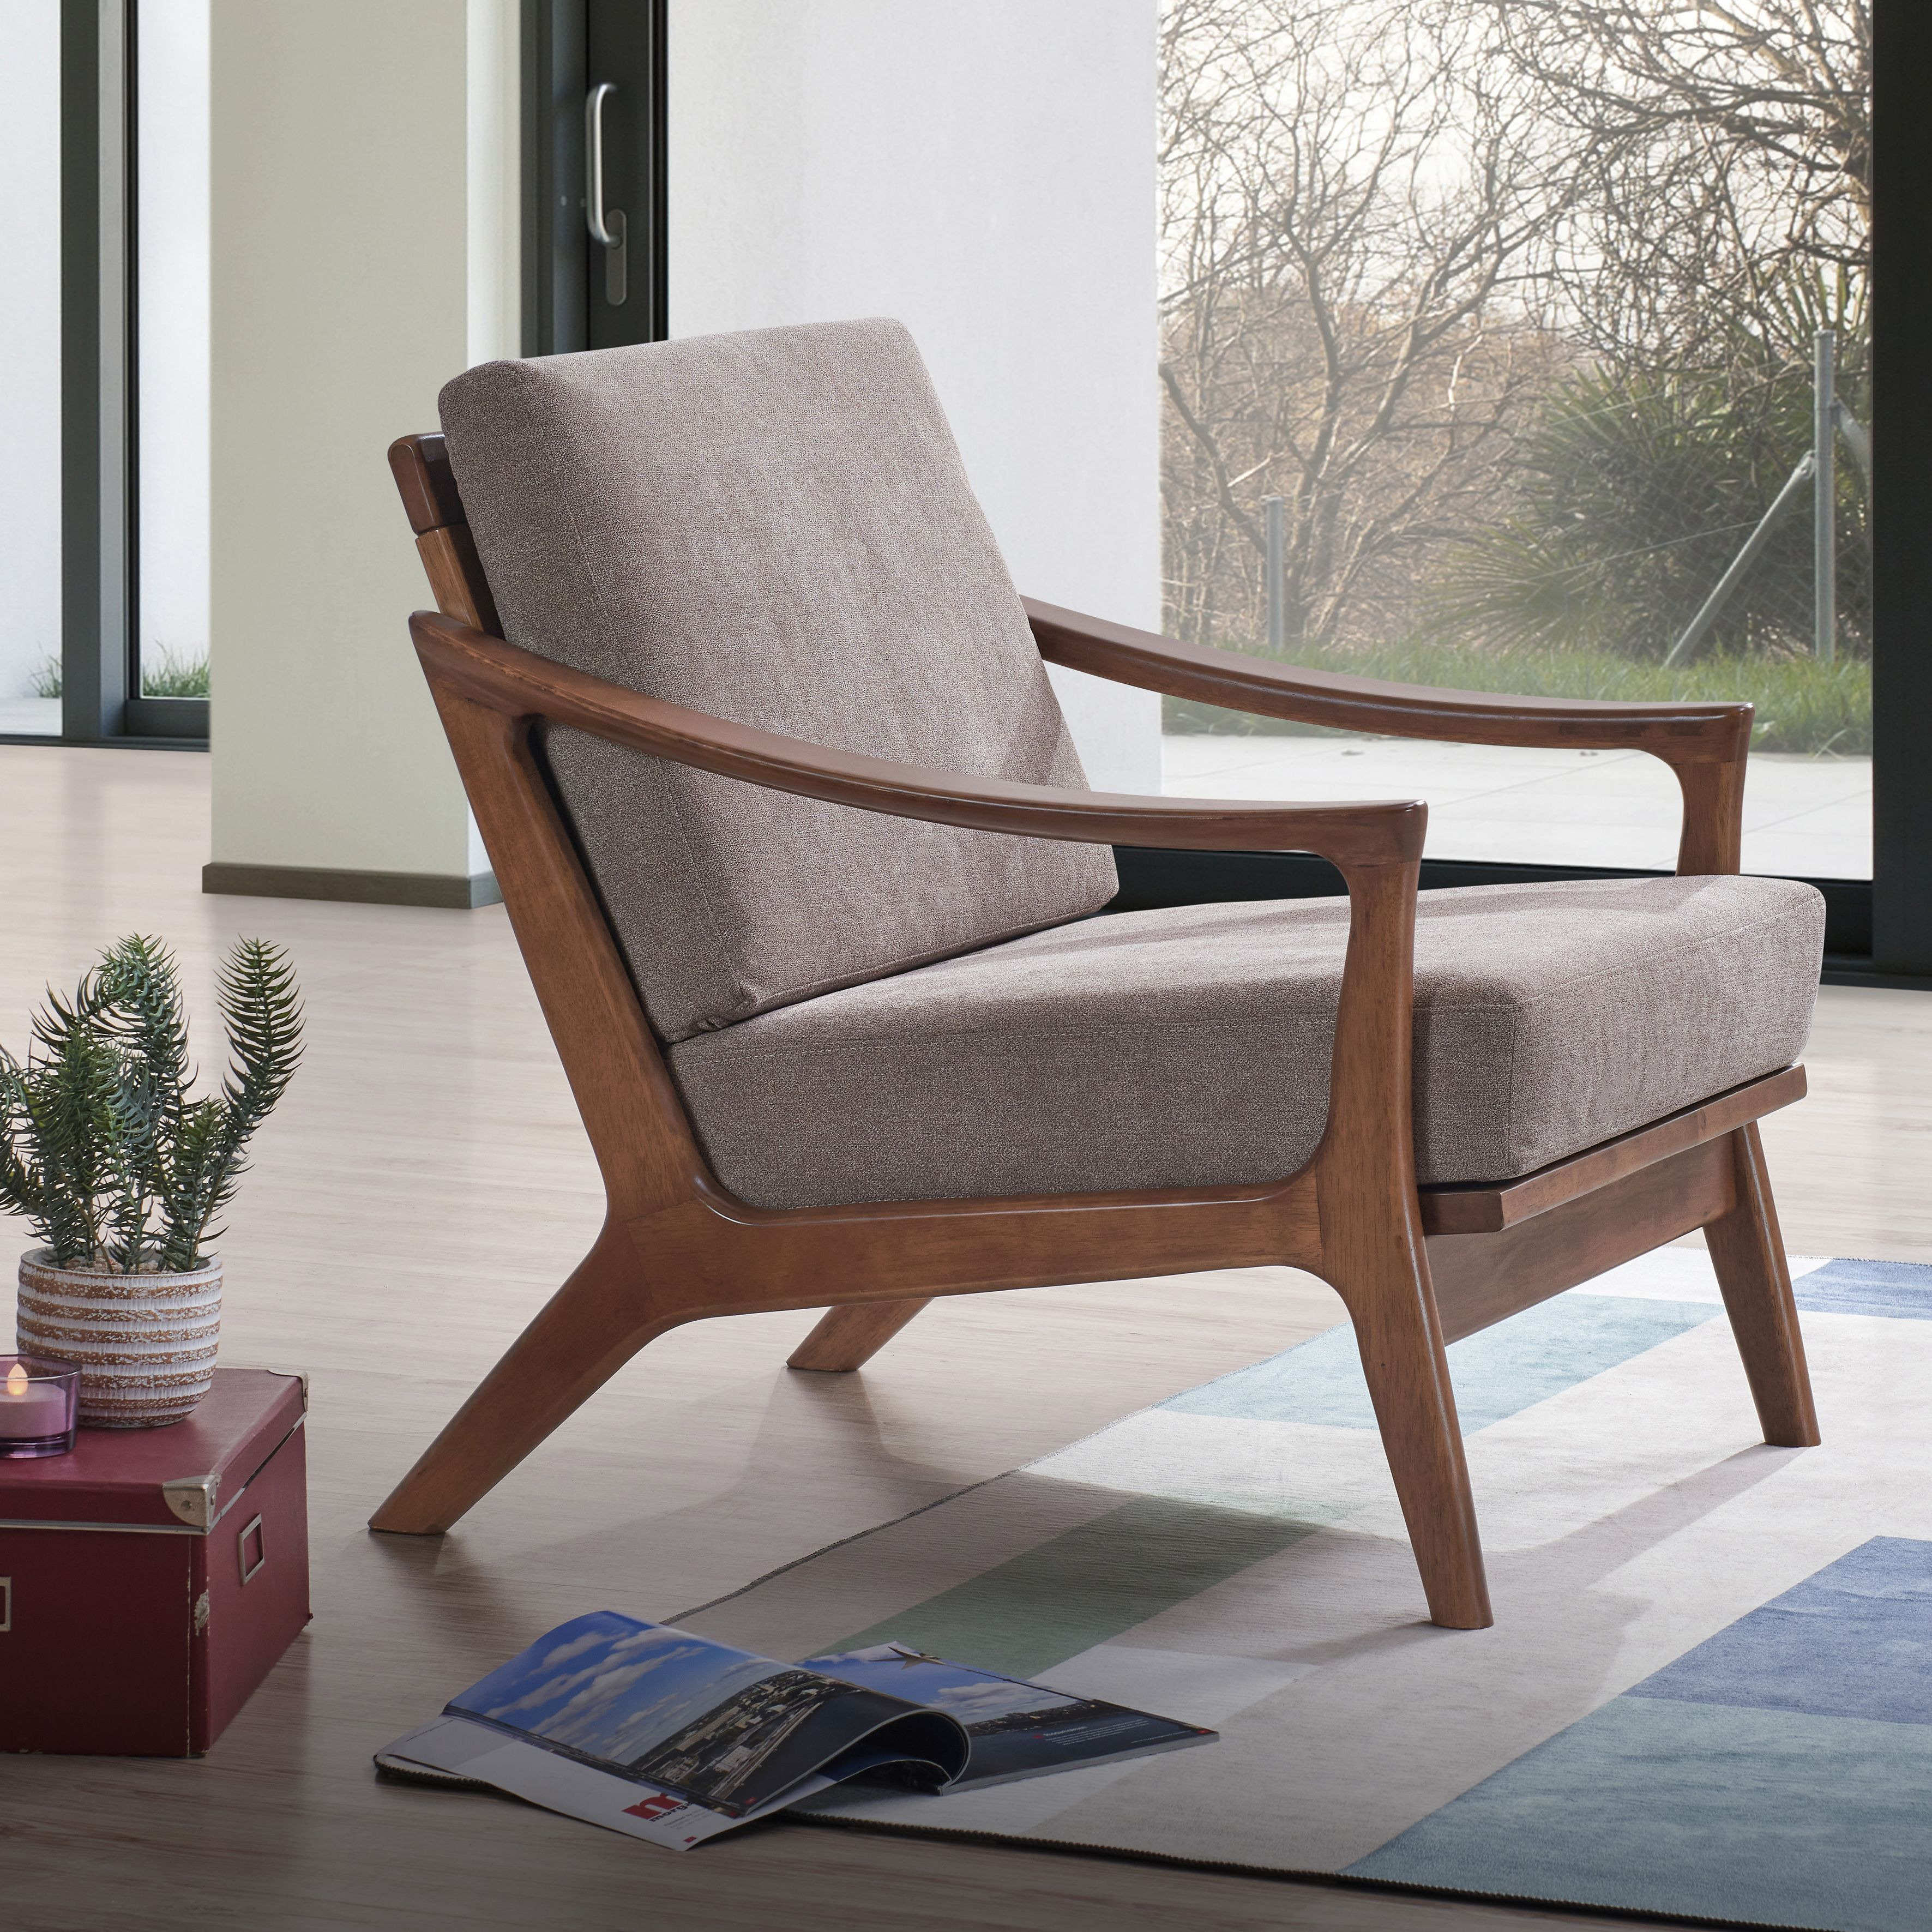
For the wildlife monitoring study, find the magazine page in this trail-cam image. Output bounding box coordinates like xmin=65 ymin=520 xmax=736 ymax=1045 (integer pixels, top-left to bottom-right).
xmin=377 ymin=1713 xmax=775 ymax=1849
xmin=375 ymin=1613 xmax=968 ymax=1850
xmin=799 ymin=1643 xmax=1215 ymax=1787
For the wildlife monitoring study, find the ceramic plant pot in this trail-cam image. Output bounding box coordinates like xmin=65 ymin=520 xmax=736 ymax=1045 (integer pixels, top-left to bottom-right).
xmin=15 ymin=1249 xmax=222 ymax=1427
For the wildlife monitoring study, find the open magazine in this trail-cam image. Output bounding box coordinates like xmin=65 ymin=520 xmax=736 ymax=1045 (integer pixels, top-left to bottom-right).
xmin=376 ymin=1611 xmax=1213 ymax=1849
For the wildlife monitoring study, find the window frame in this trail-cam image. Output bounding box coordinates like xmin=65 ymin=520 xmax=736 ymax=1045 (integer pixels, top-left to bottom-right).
xmin=0 ymin=0 xmax=208 ymax=754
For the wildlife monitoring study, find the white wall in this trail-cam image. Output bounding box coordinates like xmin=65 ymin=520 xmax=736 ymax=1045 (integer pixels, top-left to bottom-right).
xmin=668 ymin=1 xmax=1163 ymax=795
xmin=0 ymin=1 xmax=62 ymax=725
xmin=207 ymin=0 xmax=516 ymax=884
xmin=203 ymin=0 xmax=1160 ymax=883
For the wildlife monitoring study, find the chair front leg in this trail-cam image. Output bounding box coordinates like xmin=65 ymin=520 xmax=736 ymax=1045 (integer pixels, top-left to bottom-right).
xmin=369 ymin=1222 xmax=693 ymax=1534
xmin=1315 ymin=852 xmax=1492 ymax=1630
xmin=1327 ymin=1239 xmax=1492 ymax=1629
xmin=1704 ymin=1122 xmax=1821 ymax=1447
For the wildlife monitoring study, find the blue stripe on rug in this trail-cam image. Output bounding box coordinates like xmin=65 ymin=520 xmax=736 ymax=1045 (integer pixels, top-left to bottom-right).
xmin=1164 ymin=1292 xmax=1716 ymax=1433
xmin=1793 ymin=1258 xmax=1932 ymax=1320
xmin=1347 ymin=1695 xmax=1932 ymax=1932
xmin=1628 ymin=1537 xmax=1932 ymax=1726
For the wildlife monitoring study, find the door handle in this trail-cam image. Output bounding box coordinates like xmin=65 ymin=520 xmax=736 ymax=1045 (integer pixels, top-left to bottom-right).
xmin=585 ymin=82 xmax=619 ymax=246
xmin=584 ymin=82 xmax=628 ymax=308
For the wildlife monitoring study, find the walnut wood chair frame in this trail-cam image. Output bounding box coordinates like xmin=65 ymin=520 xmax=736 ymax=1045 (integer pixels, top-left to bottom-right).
xmin=374 ymin=431 xmax=1819 ymax=1630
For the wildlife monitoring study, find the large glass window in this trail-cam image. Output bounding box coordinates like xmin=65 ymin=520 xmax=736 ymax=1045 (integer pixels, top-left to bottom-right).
xmin=0 ymin=1 xmax=63 ymax=738
xmin=1158 ymin=1 xmax=1871 ymax=881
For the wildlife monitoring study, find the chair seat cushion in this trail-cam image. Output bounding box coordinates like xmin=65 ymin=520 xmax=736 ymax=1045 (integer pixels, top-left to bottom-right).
xmin=665 ymin=875 xmax=1825 ymax=1208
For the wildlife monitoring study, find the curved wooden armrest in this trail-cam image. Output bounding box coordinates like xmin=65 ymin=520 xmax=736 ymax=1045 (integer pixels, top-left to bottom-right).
xmin=1025 ymin=598 xmax=1747 ymax=875
xmin=412 ymin=611 xmax=1426 ymax=869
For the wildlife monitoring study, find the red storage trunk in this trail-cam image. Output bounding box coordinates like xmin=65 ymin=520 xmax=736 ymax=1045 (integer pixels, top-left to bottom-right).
xmin=0 ymin=1367 xmax=310 ymax=1755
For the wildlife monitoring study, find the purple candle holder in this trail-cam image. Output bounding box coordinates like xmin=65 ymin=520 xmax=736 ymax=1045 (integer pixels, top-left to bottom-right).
xmin=0 ymin=1353 xmax=81 ymax=1458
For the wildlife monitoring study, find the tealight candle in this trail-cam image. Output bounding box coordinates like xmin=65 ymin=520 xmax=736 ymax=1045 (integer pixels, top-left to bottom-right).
xmin=0 ymin=1354 xmax=81 ymax=1458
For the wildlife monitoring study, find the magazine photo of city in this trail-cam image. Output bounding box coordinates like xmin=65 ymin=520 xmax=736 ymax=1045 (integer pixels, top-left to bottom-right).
xmin=445 ymin=1614 xmax=968 ymax=1819
xmin=803 ymin=1644 xmax=1214 ymax=1787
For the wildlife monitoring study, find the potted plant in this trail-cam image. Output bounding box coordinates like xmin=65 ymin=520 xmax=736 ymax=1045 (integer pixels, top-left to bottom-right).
xmin=1 ymin=936 xmax=303 ymax=1428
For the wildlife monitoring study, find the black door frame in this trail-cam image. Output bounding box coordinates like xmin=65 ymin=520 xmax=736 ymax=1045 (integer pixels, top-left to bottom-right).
xmin=522 ymin=0 xmax=667 ymax=359
xmin=1869 ymin=0 xmax=1929 ymax=982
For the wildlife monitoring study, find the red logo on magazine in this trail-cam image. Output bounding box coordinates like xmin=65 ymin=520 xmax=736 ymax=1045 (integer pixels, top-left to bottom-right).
xmin=623 ymin=1792 xmax=685 ymax=1821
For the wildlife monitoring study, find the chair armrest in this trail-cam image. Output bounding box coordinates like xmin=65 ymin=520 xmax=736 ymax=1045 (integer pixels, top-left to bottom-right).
xmin=1024 ymin=598 xmax=1748 ymax=875
xmin=411 ymin=611 xmax=1425 ymax=870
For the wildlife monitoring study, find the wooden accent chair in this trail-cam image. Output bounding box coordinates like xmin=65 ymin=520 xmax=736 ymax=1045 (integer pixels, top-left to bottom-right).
xmin=376 ymin=320 xmax=1824 ymax=1630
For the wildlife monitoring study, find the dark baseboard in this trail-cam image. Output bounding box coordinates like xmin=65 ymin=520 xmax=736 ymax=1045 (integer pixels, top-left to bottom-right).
xmin=201 ymin=863 xmax=503 ymax=910
xmin=1820 ymin=956 xmax=1932 ymax=991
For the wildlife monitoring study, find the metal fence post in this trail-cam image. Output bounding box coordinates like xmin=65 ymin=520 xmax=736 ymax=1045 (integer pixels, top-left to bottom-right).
xmin=1815 ymin=329 xmax=1837 ymax=662
xmin=1264 ymin=494 xmax=1285 ymax=654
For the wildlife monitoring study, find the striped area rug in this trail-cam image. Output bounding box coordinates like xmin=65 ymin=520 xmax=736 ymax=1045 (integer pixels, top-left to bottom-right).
xmin=687 ymin=1251 xmax=1932 ymax=1931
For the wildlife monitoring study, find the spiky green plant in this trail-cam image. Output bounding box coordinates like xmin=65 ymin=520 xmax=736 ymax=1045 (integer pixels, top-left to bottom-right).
xmin=1428 ymin=276 xmax=1870 ymax=665
xmin=141 ymin=648 xmax=210 ymax=699
xmin=0 ymin=936 xmax=303 ymax=1272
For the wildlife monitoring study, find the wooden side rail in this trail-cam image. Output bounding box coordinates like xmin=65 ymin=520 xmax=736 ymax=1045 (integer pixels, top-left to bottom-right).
xmin=1419 ymin=1066 xmax=1807 ymax=1235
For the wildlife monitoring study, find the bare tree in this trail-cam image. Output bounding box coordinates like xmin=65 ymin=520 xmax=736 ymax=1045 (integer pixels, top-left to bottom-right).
xmin=1159 ymin=0 xmax=1869 ymax=662
xmin=1159 ymin=0 xmax=1569 ymax=651
xmin=1480 ymin=0 xmax=1868 ymax=370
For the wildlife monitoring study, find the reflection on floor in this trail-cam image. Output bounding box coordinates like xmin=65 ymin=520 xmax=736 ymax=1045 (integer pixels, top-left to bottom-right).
xmin=1164 ymin=735 xmax=1871 ymax=881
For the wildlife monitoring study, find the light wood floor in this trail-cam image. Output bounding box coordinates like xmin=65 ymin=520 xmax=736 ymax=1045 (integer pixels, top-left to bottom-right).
xmin=3 ymin=745 xmax=1926 ymax=1931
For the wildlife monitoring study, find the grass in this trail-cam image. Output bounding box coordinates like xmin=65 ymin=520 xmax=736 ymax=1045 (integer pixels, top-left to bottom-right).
xmin=25 ymin=649 xmax=209 ymax=702
xmin=142 ymin=648 xmax=210 ymax=699
xmin=1164 ymin=639 xmax=1870 ymax=757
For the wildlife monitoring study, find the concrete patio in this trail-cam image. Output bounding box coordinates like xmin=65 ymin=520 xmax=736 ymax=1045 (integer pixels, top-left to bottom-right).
xmin=1163 ymin=733 xmax=1871 ymax=880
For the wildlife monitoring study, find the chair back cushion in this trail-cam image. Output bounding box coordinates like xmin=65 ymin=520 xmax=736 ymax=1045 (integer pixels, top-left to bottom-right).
xmin=438 ymin=320 xmax=1117 ymax=1042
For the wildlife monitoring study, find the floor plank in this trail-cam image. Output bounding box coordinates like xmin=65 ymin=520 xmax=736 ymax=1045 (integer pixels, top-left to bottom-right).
xmin=1 ymin=745 xmax=1921 ymax=1930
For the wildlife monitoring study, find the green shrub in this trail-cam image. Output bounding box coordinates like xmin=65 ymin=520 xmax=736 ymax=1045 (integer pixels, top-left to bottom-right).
xmin=143 ymin=648 xmax=210 ymax=698
xmin=1423 ymin=297 xmax=1869 ymax=667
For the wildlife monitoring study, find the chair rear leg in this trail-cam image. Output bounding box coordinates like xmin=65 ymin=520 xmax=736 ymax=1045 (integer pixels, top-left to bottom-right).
xmin=369 ymin=1225 xmax=687 ymax=1534
xmin=1329 ymin=1245 xmax=1493 ymax=1630
xmin=788 ymin=1298 xmax=933 ymax=1372
xmin=1704 ymin=1122 xmax=1821 ymax=1448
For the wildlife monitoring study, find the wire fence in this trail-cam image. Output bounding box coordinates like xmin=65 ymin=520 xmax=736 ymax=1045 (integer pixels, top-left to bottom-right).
xmin=1163 ymin=338 xmax=1873 ymax=755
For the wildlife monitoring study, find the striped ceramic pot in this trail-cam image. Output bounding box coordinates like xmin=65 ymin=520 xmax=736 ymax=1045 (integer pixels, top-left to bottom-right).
xmin=15 ymin=1249 xmax=222 ymax=1427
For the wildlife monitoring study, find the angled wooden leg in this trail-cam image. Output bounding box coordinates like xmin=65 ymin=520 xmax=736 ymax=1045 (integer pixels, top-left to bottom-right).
xmin=1704 ymin=1122 xmax=1821 ymax=1448
xmin=1337 ymin=1249 xmax=1493 ymax=1630
xmin=369 ymin=1224 xmax=689 ymax=1534
xmin=1329 ymin=1221 xmax=1491 ymax=1630
xmin=1313 ymin=852 xmax=1490 ymax=1629
xmin=787 ymin=1298 xmax=932 ymax=1372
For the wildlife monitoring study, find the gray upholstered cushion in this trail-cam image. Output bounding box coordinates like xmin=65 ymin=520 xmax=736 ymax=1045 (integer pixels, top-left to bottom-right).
xmin=438 ymin=320 xmax=1117 ymax=1043
xmin=666 ymin=875 xmax=1825 ymax=1207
